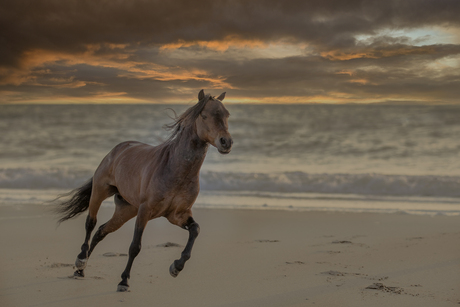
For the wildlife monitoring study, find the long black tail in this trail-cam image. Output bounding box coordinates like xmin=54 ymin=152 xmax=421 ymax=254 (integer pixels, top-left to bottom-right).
xmin=55 ymin=178 xmax=93 ymax=224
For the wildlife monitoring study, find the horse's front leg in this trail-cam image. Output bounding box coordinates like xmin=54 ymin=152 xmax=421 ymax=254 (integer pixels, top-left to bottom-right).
xmin=169 ymin=216 xmax=200 ymax=278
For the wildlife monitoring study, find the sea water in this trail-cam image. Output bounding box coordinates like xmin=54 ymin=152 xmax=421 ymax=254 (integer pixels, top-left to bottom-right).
xmin=1 ymin=103 xmax=459 ymax=215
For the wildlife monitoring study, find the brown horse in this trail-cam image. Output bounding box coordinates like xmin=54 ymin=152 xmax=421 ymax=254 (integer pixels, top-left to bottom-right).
xmin=56 ymin=90 xmax=232 ymax=292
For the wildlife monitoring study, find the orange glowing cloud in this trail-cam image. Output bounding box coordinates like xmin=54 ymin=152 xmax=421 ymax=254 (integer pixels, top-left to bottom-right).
xmin=2 ymin=90 xmax=153 ymax=105
xmin=117 ymin=65 xmax=233 ymax=89
xmin=335 ymin=70 xmax=355 ymax=76
xmin=321 ymin=45 xmax=439 ymax=61
xmin=237 ymin=94 xmax=376 ymax=104
xmin=348 ymin=79 xmax=370 ymax=85
xmin=160 ymin=36 xmax=268 ymax=52
xmin=335 ymin=70 xmax=371 ymax=85
xmin=1 ymin=44 xmax=233 ymax=90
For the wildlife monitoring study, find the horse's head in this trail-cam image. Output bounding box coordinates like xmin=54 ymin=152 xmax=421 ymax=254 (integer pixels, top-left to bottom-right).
xmin=196 ymin=90 xmax=233 ymax=154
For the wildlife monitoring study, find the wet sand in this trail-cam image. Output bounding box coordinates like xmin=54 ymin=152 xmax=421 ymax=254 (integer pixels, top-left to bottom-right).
xmin=1 ymin=204 xmax=459 ymax=306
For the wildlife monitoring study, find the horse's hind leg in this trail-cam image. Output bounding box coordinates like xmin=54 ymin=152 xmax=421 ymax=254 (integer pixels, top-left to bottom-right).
xmin=74 ymin=184 xmax=112 ymax=277
xmin=87 ymin=195 xmax=138 ymax=258
xmin=169 ymin=215 xmax=200 ymax=278
xmin=74 ymin=215 xmax=97 ymax=277
xmin=117 ymin=204 xmax=150 ymax=292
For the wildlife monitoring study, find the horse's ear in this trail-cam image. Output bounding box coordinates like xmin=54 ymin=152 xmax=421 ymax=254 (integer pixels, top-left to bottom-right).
xmin=198 ymin=89 xmax=205 ymax=101
xmin=217 ymin=92 xmax=226 ymax=101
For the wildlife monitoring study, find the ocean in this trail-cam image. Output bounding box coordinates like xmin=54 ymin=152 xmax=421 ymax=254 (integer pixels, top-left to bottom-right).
xmin=1 ymin=103 xmax=459 ymax=215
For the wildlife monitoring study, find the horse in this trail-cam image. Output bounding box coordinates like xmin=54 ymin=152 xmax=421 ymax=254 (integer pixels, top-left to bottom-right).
xmin=55 ymin=90 xmax=232 ymax=292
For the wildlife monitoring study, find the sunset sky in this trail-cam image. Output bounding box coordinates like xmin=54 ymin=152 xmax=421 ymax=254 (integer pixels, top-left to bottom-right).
xmin=1 ymin=0 xmax=460 ymax=104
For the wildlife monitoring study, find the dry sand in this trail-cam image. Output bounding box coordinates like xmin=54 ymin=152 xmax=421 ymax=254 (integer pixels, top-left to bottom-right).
xmin=1 ymin=204 xmax=459 ymax=306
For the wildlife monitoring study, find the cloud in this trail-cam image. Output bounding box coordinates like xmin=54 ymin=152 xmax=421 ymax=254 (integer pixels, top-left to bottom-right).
xmin=1 ymin=0 xmax=460 ymax=103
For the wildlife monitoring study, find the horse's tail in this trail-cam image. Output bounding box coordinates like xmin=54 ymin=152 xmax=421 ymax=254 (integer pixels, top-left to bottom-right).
xmin=55 ymin=178 xmax=93 ymax=224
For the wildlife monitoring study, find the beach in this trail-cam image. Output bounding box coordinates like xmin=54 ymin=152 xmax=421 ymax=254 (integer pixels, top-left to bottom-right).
xmin=1 ymin=104 xmax=460 ymax=306
xmin=3 ymin=1 xmax=460 ymax=305
xmin=1 ymin=204 xmax=459 ymax=307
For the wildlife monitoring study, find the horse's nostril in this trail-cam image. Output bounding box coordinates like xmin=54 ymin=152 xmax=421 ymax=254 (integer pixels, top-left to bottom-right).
xmin=220 ymin=137 xmax=232 ymax=149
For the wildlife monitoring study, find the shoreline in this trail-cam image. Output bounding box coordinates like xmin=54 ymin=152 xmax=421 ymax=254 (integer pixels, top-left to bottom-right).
xmin=1 ymin=204 xmax=459 ymax=306
xmin=1 ymin=188 xmax=460 ymax=217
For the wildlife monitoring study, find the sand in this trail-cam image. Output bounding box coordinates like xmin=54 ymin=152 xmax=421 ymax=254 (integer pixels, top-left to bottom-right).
xmin=1 ymin=204 xmax=459 ymax=306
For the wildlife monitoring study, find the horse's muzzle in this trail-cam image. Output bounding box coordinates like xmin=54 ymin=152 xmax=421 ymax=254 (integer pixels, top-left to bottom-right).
xmin=217 ymin=136 xmax=233 ymax=154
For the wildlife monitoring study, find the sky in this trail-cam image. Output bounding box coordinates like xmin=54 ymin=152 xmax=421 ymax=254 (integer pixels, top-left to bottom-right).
xmin=1 ymin=0 xmax=460 ymax=104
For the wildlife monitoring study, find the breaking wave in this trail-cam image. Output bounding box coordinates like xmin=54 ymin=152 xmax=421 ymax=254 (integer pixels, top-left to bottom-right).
xmin=200 ymin=171 xmax=460 ymax=198
xmin=0 ymin=168 xmax=92 ymax=190
xmin=1 ymin=168 xmax=459 ymax=199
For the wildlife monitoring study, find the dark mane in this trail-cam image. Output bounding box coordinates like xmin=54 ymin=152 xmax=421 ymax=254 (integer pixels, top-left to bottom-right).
xmin=164 ymin=94 xmax=212 ymax=142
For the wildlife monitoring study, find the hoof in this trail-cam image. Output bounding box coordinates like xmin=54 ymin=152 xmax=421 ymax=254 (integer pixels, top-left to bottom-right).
xmin=117 ymin=284 xmax=130 ymax=292
xmin=74 ymin=270 xmax=84 ymax=278
xmin=75 ymin=257 xmax=87 ymax=270
xmin=169 ymin=262 xmax=179 ymax=278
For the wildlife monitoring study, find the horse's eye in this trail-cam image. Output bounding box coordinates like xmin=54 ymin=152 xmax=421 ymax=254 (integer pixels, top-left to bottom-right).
xmin=201 ymin=114 xmax=207 ymax=120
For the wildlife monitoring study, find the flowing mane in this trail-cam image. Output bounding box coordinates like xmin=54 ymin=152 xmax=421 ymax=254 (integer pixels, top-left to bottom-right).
xmin=164 ymin=94 xmax=212 ymax=142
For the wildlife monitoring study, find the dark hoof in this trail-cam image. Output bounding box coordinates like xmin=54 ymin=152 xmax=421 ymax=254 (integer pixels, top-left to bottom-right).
xmin=74 ymin=270 xmax=84 ymax=278
xmin=169 ymin=262 xmax=179 ymax=278
xmin=75 ymin=257 xmax=87 ymax=270
xmin=117 ymin=284 xmax=130 ymax=292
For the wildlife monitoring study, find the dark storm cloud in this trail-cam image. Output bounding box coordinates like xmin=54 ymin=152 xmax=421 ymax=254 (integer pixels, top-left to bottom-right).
xmin=2 ymin=0 xmax=460 ymax=63
xmin=1 ymin=0 xmax=460 ymax=103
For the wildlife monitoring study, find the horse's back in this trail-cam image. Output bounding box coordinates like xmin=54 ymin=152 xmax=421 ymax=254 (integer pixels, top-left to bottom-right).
xmin=111 ymin=140 xmax=148 ymax=156
xmin=93 ymin=141 xmax=150 ymax=183
xmin=98 ymin=141 xmax=169 ymax=200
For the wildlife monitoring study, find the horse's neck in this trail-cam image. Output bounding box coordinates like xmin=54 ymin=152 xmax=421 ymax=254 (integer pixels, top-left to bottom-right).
xmin=168 ymin=130 xmax=208 ymax=177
